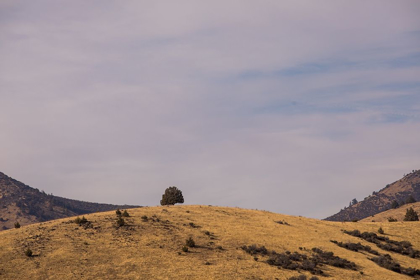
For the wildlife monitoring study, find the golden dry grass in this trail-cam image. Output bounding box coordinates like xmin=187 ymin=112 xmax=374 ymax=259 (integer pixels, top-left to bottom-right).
xmin=0 ymin=205 xmax=419 ymax=279
xmin=360 ymin=202 xmax=420 ymax=223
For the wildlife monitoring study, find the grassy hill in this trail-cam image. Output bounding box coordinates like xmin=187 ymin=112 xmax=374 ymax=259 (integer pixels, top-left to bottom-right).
xmin=326 ymin=170 xmax=420 ymax=222
xmin=1 ymin=205 xmax=419 ymax=279
xmin=360 ymin=202 xmax=420 ymax=223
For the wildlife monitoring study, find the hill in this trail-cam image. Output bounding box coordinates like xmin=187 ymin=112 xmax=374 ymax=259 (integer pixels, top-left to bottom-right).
xmin=325 ymin=170 xmax=420 ymax=222
xmin=0 ymin=205 xmax=419 ymax=279
xmin=360 ymin=202 xmax=420 ymax=223
xmin=0 ymin=171 xmax=138 ymax=230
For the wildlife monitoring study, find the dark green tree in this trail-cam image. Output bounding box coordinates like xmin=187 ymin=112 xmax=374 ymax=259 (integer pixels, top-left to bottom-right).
xmin=405 ymin=195 xmax=416 ymax=204
xmin=160 ymin=186 xmax=184 ymax=206
xmin=403 ymin=207 xmax=419 ymax=221
xmin=390 ymin=200 xmax=399 ymax=209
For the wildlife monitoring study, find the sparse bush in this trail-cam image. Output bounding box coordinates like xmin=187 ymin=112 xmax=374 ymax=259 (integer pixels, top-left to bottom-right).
xmin=122 ymin=210 xmax=129 ymax=217
xmin=141 ymin=215 xmax=148 ymax=221
xmin=186 ymin=237 xmax=195 ymax=248
xmin=242 ymin=244 xmax=357 ymax=275
xmin=288 ymin=275 xmax=307 ymax=280
xmin=388 ymin=217 xmax=397 ymax=222
xmin=14 ymin=222 xmax=20 ymax=228
xmin=116 ymin=217 xmax=125 ymax=227
xmin=160 ymin=186 xmax=184 ymax=206
xmin=74 ymin=216 xmax=88 ymax=225
xmin=25 ymin=248 xmax=33 ymax=257
xmin=241 ymin=245 xmax=268 ymax=255
xmin=378 ymin=227 xmax=384 ymax=234
xmin=331 ymin=240 xmax=379 ymax=255
xmin=204 ymin=230 xmax=210 ymax=235
xmin=404 ymin=207 xmax=419 ymax=221
xmin=116 ymin=209 xmax=121 ymax=216
xmin=182 ymin=246 xmax=189 ymax=252
xmin=343 ymin=230 xmax=420 ymax=258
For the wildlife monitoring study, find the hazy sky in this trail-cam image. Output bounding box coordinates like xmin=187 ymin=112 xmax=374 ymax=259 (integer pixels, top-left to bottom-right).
xmin=1 ymin=1 xmax=420 ymax=218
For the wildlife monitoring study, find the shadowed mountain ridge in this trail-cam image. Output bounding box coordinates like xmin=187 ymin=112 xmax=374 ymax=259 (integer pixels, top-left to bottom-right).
xmin=325 ymin=170 xmax=420 ymax=221
xmin=0 ymin=171 xmax=139 ymax=230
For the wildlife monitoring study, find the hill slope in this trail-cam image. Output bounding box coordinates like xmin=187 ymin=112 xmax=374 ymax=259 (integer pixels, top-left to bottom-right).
xmin=326 ymin=170 xmax=420 ymax=222
xmin=0 ymin=205 xmax=419 ymax=279
xmin=0 ymin=171 xmax=139 ymax=230
xmin=360 ymin=202 xmax=420 ymax=223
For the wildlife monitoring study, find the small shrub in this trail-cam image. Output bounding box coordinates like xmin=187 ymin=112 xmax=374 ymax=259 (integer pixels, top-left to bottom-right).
xmin=186 ymin=237 xmax=195 ymax=248
xmin=116 ymin=217 xmax=125 ymax=227
xmin=241 ymin=245 xmax=268 ymax=255
xmin=288 ymin=275 xmax=307 ymax=280
xmin=404 ymin=207 xmax=419 ymax=221
xmin=141 ymin=215 xmax=148 ymax=221
xmin=388 ymin=217 xmax=397 ymax=222
xmin=182 ymin=246 xmax=189 ymax=252
xmin=115 ymin=209 xmax=121 ymax=216
xmin=14 ymin=222 xmax=20 ymax=229
xmin=122 ymin=210 xmax=129 ymax=217
xmin=204 ymin=230 xmax=210 ymax=235
xmin=74 ymin=216 xmax=88 ymax=225
xmin=378 ymin=227 xmax=384 ymax=234
xmin=25 ymin=248 xmax=33 ymax=257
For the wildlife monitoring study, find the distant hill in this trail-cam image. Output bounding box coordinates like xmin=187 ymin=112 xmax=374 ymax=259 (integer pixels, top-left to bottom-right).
xmin=360 ymin=202 xmax=420 ymax=223
xmin=0 ymin=171 xmax=139 ymax=230
xmin=325 ymin=170 xmax=420 ymax=222
xmin=0 ymin=205 xmax=419 ymax=279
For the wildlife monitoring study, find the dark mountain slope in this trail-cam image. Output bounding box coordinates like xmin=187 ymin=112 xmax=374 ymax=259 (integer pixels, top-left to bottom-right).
xmin=0 ymin=171 xmax=139 ymax=230
xmin=325 ymin=169 xmax=420 ymax=221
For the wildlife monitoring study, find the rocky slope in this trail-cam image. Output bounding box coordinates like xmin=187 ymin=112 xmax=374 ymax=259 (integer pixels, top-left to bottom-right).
xmin=325 ymin=170 xmax=420 ymax=221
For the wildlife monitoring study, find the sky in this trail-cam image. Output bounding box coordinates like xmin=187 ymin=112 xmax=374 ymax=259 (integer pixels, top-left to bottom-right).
xmin=1 ymin=1 xmax=420 ymax=218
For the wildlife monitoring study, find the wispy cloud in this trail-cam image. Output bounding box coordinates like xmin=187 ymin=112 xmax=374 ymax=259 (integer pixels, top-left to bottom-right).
xmin=1 ymin=1 xmax=419 ymax=218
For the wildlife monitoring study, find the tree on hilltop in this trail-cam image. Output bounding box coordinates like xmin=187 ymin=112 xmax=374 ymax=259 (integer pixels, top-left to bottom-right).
xmin=160 ymin=186 xmax=184 ymax=206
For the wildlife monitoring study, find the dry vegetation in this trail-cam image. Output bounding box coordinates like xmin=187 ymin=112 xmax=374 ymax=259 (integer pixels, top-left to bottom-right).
xmin=0 ymin=205 xmax=419 ymax=279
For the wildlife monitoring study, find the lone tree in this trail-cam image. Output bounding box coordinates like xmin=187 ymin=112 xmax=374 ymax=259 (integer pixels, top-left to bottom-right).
xmin=404 ymin=207 xmax=419 ymax=221
xmin=160 ymin=186 xmax=184 ymax=206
